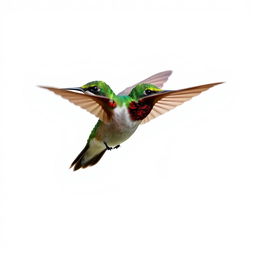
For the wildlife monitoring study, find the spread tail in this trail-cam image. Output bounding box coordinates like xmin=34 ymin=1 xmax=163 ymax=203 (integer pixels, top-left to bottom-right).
xmin=70 ymin=139 xmax=107 ymax=171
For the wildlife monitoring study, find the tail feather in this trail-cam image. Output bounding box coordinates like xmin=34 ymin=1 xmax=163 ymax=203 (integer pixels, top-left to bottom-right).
xmin=70 ymin=144 xmax=89 ymax=169
xmin=70 ymin=141 xmax=107 ymax=171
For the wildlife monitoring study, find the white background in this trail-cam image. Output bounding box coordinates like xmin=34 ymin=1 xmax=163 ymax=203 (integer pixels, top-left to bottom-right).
xmin=0 ymin=0 xmax=256 ymax=255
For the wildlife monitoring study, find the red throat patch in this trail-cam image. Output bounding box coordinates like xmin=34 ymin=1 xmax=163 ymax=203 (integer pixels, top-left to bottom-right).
xmin=128 ymin=100 xmax=153 ymax=120
xmin=108 ymin=100 xmax=117 ymax=108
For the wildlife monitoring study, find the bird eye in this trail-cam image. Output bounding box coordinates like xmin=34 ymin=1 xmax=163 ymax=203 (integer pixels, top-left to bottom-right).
xmin=144 ymin=89 xmax=155 ymax=96
xmin=88 ymin=86 xmax=100 ymax=94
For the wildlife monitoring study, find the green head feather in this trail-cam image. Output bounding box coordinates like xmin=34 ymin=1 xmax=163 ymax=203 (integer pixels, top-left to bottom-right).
xmin=81 ymin=81 xmax=116 ymax=98
xmin=129 ymin=83 xmax=163 ymax=101
xmin=82 ymin=81 xmax=134 ymax=107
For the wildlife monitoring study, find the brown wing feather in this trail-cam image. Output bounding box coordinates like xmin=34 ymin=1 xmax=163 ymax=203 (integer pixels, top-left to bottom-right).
xmin=118 ymin=70 xmax=172 ymax=96
xmin=40 ymin=86 xmax=111 ymax=123
xmin=141 ymin=82 xmax=223 ymax=124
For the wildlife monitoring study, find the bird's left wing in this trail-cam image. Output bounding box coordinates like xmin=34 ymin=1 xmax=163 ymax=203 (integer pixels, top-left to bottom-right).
xmin=118 ymin=70 xmax=172 ymax=96
xmin=141 ymin=82 xmax=223 ymax=124
xmin=40 ymin=86 xmax=112 ymax=123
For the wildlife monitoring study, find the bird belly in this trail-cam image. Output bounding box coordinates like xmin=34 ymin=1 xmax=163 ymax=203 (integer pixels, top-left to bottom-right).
xmin=101 ymin=106 xmax=140 ymax=146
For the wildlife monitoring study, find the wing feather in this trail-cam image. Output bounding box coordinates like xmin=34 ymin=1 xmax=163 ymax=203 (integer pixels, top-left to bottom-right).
xmin=118 ymin=70 xmax=172 ymax=96
xmin=40 ymin=86 xmax=112 ymax=123
xmin=141 ymin=82 xmax=223 ymax=124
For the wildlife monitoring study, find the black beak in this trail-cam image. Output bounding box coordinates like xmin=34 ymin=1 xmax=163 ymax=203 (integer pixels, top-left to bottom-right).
xmin=63 ymin=87 xmax=86 ymax=93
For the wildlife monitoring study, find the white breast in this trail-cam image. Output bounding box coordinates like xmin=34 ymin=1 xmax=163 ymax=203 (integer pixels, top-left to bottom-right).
xmin=102 ymin=106 xmax=141 ymax=146
xmin=113 ymin=106 xmax=137 ymax=129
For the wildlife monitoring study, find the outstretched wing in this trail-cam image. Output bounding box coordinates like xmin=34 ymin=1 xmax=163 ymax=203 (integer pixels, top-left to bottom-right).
xmin=118 ymin=70 xmax=172 ymax=96
xmin=40 ymin=86 xmax=112 ymax=123
xmin=141 ymin=82 xmax=223 ymax=124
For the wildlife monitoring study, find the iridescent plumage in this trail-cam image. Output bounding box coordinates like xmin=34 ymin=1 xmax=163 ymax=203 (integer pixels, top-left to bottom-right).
xmin=40 ymin=71 xmax=223 ymax=170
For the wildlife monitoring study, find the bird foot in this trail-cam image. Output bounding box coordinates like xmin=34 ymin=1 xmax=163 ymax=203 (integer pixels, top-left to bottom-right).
xmin=104 ymin=142 xmax=120 ymax=151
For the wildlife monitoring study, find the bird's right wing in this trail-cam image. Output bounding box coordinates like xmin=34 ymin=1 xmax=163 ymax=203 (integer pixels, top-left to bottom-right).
xmin=141 ymin=82 xmax=223 ymax=124
xmin=118 ymin=70 xmax=172 ymax=96
xmin=40 ymin=86 xmax=112 ymax=123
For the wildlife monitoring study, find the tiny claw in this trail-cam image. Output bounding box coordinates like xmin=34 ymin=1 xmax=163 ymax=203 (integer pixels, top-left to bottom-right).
xmin=104 ymin=142 xmax=113 ymax=150
xmin=104 ymin=142 xmax=120 ymax=150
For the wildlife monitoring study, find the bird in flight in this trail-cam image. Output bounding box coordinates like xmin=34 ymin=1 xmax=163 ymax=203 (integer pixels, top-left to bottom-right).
xmin=40 ymin=71 xmax=222 ymax=171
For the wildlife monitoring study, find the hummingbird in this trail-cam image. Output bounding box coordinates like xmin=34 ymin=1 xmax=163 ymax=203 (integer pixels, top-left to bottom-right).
xmin=40 ymin=71 xmax=223 ymax=171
